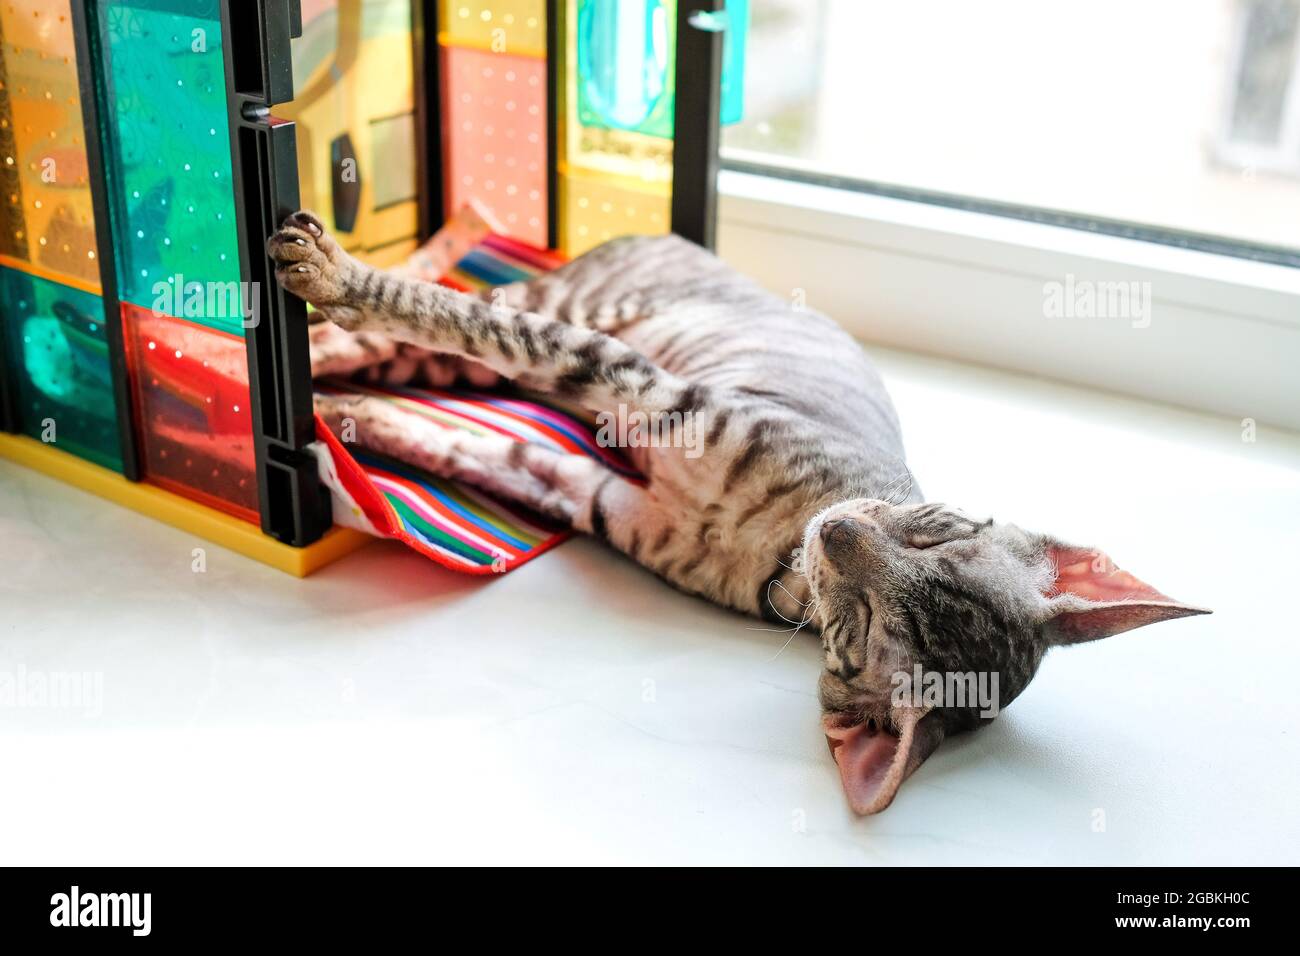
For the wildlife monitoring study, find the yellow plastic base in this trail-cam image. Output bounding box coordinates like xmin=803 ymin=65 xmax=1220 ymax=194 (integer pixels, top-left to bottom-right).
xmin=0 ymin=433 xmax=372 ymax=576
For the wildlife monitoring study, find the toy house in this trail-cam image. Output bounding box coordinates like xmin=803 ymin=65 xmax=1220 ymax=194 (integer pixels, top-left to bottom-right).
xmin=0 ymin=0 xmax=746 ymax=573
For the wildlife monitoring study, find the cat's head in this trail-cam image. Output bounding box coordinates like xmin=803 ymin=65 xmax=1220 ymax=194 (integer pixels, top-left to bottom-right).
xmin=801 ymin=498 xmax=1208 ymax=815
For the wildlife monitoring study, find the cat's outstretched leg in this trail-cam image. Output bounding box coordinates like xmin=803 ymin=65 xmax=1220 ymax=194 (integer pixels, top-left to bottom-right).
xmin=309 ymin=320 xmax=502 ymax=388
xmin=314 ymin=393 xmax=658 ymax=551
xmin=269 ymin=211 xmax=703 ymax=420
xmin=306 ymin=201 xmax=507 ymax=388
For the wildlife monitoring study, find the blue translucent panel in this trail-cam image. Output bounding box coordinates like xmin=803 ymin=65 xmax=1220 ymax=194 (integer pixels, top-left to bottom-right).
xmin=575 ymin=0 xmax=748 ymax=140
xmin=0 ymin=266 xmax=123 ymax=472
xmin=93 ymin=0 xmax=243 ymax=335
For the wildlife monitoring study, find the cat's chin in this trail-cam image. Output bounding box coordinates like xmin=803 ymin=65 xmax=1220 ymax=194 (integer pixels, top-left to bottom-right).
xmin=822 ymin=706 xmax=944 ymax=816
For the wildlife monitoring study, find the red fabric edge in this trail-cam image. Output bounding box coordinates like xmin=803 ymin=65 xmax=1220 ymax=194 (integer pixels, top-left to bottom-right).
xmin=314 ymin=413 xmax=574 ymax=576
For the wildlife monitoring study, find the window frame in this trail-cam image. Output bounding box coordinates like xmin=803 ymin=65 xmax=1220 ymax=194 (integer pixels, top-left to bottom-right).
xmin=715 ymin=166 xmax=1300 ymax=429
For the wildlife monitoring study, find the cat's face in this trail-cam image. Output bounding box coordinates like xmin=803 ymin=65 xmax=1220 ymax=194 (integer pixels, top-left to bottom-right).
xmin=801 ymin=498 xmax=1207 ymax=815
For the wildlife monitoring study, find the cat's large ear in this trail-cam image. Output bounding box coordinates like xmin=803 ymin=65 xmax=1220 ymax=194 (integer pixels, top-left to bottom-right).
xmin=1041 ymin=543 xmax=1210 ymax=646
xmin=823 ymin=707 xmax=945 ymax=815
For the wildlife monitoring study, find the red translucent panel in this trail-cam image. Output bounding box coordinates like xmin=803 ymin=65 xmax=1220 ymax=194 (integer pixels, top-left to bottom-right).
xmin=440 ymin=44 xmax=548 ymax=247
xmin=120 ymin=302 xmax=258 ymax=523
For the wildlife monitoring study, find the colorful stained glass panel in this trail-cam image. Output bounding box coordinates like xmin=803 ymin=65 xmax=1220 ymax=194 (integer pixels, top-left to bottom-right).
xmin=0 ymin=265 xmax=122 ymax=471
xmin=559 ymin=171 xmax=668 ymax=256
xmin=0 ymin=0 xmax=99 ymax=286
xmin=120 ymin=301 xmax=259 ymax=522
xmin=574 ymin=0 xmax=747 ymax=140
xmin=439 ymin=0 xmax=546 ymax=57
xmin=283 ymin=0 xmax=419 ymax=269
xmin=441 ymin=44 xmax=547 ymax=246
xmin=92 ymin=0 xmax=242 ymax=336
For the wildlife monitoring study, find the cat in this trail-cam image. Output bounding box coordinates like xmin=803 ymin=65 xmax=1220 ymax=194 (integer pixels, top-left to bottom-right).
xmin=269 ymin=210 xmax=1209 ymax=815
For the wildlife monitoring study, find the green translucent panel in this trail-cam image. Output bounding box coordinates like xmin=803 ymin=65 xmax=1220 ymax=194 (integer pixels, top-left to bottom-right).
xmin=0 ymin=266 xmax=122 ymax=472
xmin=93 ymin=0 xmax=243 ymax=335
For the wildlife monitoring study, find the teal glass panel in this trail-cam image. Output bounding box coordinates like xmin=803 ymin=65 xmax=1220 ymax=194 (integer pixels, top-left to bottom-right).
xmin=93 ymin=0 xmax=243 ymax=336
xmin=719 ymin=0 xmax=748 ymax=126
xmin=0 ymin=266 xmax=123 ymax=472
xmin=575 ymin=0 xmax=747 ymax=140
xmin=577 ymin=0 xmax=675 ymax=137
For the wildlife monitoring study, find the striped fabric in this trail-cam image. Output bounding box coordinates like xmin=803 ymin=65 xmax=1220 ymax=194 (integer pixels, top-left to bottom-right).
xmin=438 ymin=233 xmax=566 ymax=293
xmin=313 ymin=234 xmax=634 ymax=575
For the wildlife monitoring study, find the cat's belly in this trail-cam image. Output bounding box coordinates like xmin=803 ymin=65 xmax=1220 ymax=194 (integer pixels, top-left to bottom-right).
xmin=612 ymin=306 xmax=909 ymax=461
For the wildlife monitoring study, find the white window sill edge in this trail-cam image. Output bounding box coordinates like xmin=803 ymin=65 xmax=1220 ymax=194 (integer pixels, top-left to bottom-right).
xmin=716 ymin=169 xmax=1300 ymax=430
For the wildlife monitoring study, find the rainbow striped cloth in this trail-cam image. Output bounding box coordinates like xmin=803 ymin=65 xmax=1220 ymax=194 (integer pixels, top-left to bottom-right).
xmin=312 ymin=234 xmax=637 ymax=574
xmin=439 ymin=233 xmax=567 ymax=293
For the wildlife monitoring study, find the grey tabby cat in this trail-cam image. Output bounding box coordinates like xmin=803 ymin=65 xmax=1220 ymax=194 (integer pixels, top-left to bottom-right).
xmin=269 ymin=210 xmax=1208 ymax=815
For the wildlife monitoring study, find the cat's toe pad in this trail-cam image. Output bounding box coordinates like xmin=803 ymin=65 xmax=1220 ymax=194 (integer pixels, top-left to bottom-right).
xmin=269 ymin=211 xmax=351 ymax=308
xmin=267 ymin=227 xmax=317 ymax=264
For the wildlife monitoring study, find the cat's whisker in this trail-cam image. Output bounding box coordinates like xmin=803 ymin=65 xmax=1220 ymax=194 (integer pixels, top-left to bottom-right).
xmin=760 ymin=600 xmax=821 ymax=662
xmin=872 ymin=458 xmax=917 ymax=506
xmin=875 ymin=478 xmax=902 ymax=502
xmin=760 ymin=579 xmax=814 ymax=627
xmin=747 ymin=581 xmax=820 ymax=643
xmin=880 ymin=468 xmax=914 ymax=505
xmin=770 ymin=579 xmax=811 ymax=608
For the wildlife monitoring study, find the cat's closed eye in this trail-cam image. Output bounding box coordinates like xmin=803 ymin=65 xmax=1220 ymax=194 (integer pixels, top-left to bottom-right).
xmin=902 ymin=509 xmax=990 ymax=549
xmin=904 ymin=532 xmax=951 ymax=549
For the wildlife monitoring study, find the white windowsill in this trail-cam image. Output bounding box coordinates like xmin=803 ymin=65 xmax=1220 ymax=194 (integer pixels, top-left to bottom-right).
xmin=716 ymin=169 xmax=1300 ymax=430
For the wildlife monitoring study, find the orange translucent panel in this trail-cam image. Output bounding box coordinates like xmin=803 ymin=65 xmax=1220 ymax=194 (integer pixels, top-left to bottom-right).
xmin=560 ymin=172 xmax=669 ymax=256
xmin=120 ymin=302 xmax=259 ymax=523
xmin=441 ymin=44 xmax=548 ymax=246
xmin=0 ymin=0 xmax=99 ymax=286
xmin=439 ymin=0 xmax=546 ymax=57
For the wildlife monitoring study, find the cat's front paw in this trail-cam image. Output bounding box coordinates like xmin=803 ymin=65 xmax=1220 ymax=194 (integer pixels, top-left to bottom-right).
xmin=268 ymin=211 xmax=359 ymax=319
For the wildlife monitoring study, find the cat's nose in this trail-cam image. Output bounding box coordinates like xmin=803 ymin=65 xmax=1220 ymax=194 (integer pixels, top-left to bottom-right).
xmin=820 ymin=517 xmax=861 ymax=552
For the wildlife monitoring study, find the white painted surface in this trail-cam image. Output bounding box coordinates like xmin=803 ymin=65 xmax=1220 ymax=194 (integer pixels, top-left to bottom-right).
xmin=1 ymin=349 xmax=1296 ymax=865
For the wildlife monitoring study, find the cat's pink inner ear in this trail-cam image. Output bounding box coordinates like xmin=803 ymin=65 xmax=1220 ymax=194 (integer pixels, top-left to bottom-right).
xmin=1046 ymin=545 xmax=1175 ymax=604
xmin=823 ymin=709 xmax=943 ymax=816
xmin=1043 ymin=544 xmax=1210 ymax=644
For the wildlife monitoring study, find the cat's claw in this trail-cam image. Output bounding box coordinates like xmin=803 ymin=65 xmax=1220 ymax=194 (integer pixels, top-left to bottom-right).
xmin=267 ymin=210 xmax=354 ymax=314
